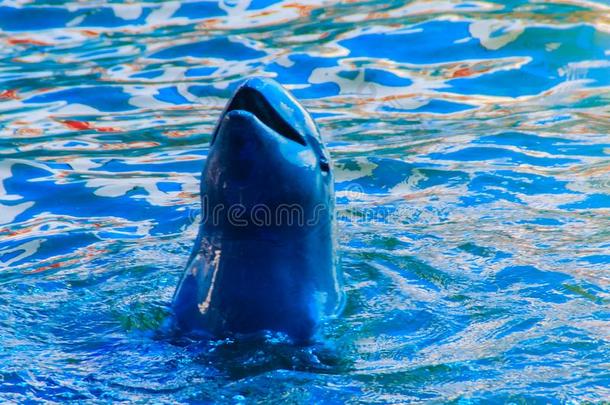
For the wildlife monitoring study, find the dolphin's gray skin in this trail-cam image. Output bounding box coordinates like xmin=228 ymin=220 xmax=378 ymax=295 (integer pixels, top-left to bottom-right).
xmin=172 ymin=77 xmax=343 ymax=343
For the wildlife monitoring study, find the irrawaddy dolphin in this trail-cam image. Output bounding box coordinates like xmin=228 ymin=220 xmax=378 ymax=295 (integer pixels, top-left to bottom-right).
xmin=172 ymin=77 xmax=343 ymax=343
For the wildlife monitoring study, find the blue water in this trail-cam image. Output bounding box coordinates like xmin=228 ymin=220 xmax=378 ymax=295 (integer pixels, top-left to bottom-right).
xmin=1 ymin=0 xmax=609 ymax=402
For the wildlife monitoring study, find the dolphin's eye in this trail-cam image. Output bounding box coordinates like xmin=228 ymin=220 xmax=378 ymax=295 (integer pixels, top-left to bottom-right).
xmin=319 ymin=158 xmax=330 ymax=173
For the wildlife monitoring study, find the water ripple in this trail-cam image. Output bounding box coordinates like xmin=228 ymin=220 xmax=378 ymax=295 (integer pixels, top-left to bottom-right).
xmin=0 ymin=0 xmax=609 ymax=402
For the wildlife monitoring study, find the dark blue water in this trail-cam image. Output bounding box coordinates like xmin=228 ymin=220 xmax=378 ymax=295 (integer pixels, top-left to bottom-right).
xmin=1 ymin=0 xmax=609 ymax=402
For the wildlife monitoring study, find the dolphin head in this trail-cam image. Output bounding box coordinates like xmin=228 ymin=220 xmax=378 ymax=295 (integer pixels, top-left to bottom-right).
xmin=173 ymin=77 xmax=342 ymax=343
xmin=212 ymin=76 xmax=331 ymax=167
xmin=202 ymin=77 xmax=333 ymax=238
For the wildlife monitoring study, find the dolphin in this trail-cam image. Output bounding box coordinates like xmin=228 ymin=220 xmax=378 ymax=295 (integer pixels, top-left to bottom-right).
xmin=172 ymin=77 xmax=343 ymax=343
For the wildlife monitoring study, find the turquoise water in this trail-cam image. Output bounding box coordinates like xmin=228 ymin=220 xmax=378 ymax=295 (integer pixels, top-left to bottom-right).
xmin=1 ymin=0 xmax=609 ymax=402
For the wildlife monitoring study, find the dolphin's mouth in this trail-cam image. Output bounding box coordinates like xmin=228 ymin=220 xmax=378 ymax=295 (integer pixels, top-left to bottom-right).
xmin=219 ymin=86 xmax=307 ymax=146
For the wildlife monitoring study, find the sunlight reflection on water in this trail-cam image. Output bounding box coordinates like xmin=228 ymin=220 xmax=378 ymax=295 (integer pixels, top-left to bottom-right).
xmin=0 ymin=0 xmax=609 ymax=402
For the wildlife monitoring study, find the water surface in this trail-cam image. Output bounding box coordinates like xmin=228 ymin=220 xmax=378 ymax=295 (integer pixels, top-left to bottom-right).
xmin=1 ymin=0 xmax=609 ymax=402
